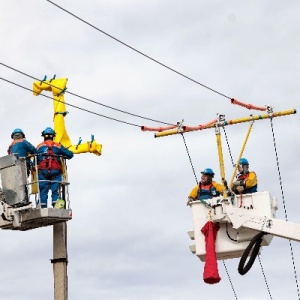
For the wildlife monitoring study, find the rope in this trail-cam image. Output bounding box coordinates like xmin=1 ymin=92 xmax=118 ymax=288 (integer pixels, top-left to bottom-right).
xmin=258 ymin=255 xmax=273 ymax=300
xmin=269 ymin=117 xmax=300 ymax=298
xmin=222 ymin=260 xmax=238 ymax=300
xmin=222 ymin=127 xmax=235 ymax=167
xmin=180 ymin=133 xmax=198 ymax=184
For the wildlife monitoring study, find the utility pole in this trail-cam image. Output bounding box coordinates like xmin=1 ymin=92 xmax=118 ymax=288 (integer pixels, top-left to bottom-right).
xmin=52 ymin=222 xmax=68 ymax=300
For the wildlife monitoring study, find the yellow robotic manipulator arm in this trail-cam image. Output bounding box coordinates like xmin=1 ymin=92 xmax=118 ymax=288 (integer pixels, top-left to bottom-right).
xmin=32 ymin=77 xmax=102 ymax=156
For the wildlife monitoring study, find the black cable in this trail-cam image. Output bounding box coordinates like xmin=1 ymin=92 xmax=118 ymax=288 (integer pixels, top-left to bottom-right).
xmin=258 ymin=255 xmax=273 ymax=300
xmin=45 ymin=0 xmax=232 ymax=100
xmin=0 ymin=62 xmax=174 ymax=126
xmin=238 ymin=232 xmax=265 ymax=275
xmin=0 ymin=76 xmax=140 ymax=127
xmin=222 ymin=260 xmax=238 ymax=300
xmin=269 ymin=117 xmax=300 ymax=299
xmin=225 ymin=223 xmax=237 ymax=242
xmin=222 ymin=127 xmax=235 ymax=167
xmin=180 ymin=133 xmax=198 ymax=184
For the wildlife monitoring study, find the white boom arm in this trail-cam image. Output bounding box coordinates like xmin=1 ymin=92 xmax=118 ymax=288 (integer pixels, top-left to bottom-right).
xmin=227 ymin=207 xmax=300 ymax=243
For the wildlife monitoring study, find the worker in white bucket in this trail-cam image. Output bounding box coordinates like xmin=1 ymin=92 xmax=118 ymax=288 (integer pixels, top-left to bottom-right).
xmin=231 ymin=158 xmax=257 ymax=194
xmin=187 ymin=168 xmax=224 ymax=205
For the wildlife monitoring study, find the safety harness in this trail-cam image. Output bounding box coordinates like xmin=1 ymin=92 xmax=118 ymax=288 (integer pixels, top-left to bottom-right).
xmin=7 ymin=138 xmax=24 ymax=155
xmin=197 ymin=182 xmax=220 ymax=200
xmin=236 ymin=172 xmax=257 ymax=194
xmin=38 ymin=142 xmax=62 ymax=177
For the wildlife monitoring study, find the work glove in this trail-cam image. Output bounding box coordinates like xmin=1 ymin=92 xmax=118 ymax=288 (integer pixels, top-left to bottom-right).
xmin=236 ymin=186 xmax=244 ymax=193
xmin=0 ymin=189 xmax=5 ymax=202
xmin=232 ymin=180 xmax=241 ymax=187
xmin=186 ymin=197 xmax=195 ymax=206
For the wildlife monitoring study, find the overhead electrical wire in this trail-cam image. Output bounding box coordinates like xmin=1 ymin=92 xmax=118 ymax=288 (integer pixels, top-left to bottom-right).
xmin=0 ymin=62 xmax=174 ymax=126
xmin=269 ymin=117 xmax=300 ymax=299
xmin=0 ymin=76 xmax=141 ymax=127
xmin=45 ymin=0 xmax=232 ymax=101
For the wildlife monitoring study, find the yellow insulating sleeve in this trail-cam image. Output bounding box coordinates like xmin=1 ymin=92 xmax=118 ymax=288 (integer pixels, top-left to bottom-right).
xmin=60 ymin=158 xmax=68 ymax=182
xmin=53 ymin=113 xmax=72 ymax=147
xmin=216 ymin=133 xmax=226 ymax=181
xmin=221 ymin=109 xmax=296 ymax=126
xmin=30 ymin=169 xmax=38 ymax=194
xmin=229 ymin=122 xmax=254 ymax=187
xmin=53 ymin=94 xmax=72 ymax=148
xmin=154 ymin=109 xmax=296 ymax=138
xmin=32 ymin=81 xmax=52 ymax=96
xmin=32 ymin=78 xmax=67 ymax=96
xmin=68 ymin=140 xmax=102 ymax=156
xmin=50 ymin=78 xmax=68 ymax=96
xmin=53 ymin=94 xmax=66 ymax=116
xmin=155 ymin=128 xmax=180 ymax=138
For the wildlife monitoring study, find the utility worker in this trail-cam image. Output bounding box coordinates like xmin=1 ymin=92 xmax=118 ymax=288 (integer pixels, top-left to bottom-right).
xmin=231 ymin=158 xmax=257 ymax=194
xmin=8 ymin=128 xmax=36 ymax=176
xmin=187 ymin=168 xmax=224 ymax=205
xmin=36 ymin=127 xmax=73 ymax=208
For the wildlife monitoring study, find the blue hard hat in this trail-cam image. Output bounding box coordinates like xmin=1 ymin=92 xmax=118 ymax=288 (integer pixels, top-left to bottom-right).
xmin=11 ymin=128 xmax=25 ymax=138
xmin=201 ymin=168 xmax=215 ymax=177
xmin=41 ymin=127 xmax=56 ymax=137
xmin=239 ymin=157 xmax=249 ymax=165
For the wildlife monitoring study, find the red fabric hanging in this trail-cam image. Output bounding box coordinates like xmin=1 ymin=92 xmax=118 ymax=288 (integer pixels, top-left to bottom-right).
xmin=201 ymin=221 xmax=221 ymax=284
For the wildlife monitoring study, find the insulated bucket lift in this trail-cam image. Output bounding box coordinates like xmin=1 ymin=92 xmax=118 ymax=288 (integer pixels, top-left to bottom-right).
xmin=188 ymin=191 xmax=278 ymax=262
xmin=142 ymin=104 xmax=298 ymax=277
xmin=188 ymin=189 xmax=300 ymax=277
xmin=0 ymin=154 xmax=72 ymax=231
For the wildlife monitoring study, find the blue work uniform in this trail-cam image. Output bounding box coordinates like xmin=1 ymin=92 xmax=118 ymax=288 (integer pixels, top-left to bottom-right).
xmin=8 ymin=138 xmax=36 ymax=175
xmin=36 ymin=140 xmax=73 ymax=208
xmin=197 ymin=182 xmax=221 ymax=200
xmin=236 ymin=172 xmax=257 ymax=194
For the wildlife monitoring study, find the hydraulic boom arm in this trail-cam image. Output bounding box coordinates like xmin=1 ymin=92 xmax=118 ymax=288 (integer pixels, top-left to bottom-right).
xmin=227 ymin=207 xmax=300 ymax=243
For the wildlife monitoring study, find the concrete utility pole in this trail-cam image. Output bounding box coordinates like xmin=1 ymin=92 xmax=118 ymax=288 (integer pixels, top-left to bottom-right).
xmin=52 ymin=222 xmax=68 ymax=300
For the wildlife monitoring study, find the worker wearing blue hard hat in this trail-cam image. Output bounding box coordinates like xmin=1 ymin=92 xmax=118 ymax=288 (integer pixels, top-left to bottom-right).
xmin=8 ymin=128 xmax=36 ymax=176
xmin=187 ymin=168 xmax=224 ymax=205
xmin=231 ymin=157 xmax=257 ymax=194
xmin=36 ymin=127 xmax=74 ymax=209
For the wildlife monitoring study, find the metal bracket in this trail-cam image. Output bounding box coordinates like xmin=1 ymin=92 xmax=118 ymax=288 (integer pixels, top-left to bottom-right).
xmin=50 ymin=258 xmax=68 ymax=264
xmin=176 ymin=119 xmax=184 ymax=134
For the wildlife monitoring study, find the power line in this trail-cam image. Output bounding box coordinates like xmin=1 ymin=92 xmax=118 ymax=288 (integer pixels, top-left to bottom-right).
xmin=258 ymin=255 xmax=273 ymax=300
xmin=0 ymin=62 xmax=174 ymax=126
xmin=0 ymin=76 xmax=141 ymax=127
xmin=45 ymin=0 xmax=232 ymax=100
xmin=269 ymin=117 xmax=300 ymax=299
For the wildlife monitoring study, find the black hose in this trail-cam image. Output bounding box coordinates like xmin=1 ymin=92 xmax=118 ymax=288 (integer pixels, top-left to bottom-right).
xmin=238 ymin=231 xmax=266 ymax=275
xmin=226 ymin=223 xmax=238 ymax=242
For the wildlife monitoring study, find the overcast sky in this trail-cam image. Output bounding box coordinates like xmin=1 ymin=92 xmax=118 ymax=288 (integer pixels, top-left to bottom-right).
xmin=1 ymin=1 xmax=300 ymax=299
